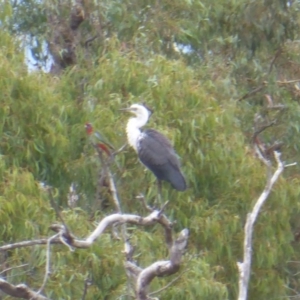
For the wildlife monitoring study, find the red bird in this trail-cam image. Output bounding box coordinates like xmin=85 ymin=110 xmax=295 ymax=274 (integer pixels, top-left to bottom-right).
xmin=85 ymin=123 xmax=115 ymax=156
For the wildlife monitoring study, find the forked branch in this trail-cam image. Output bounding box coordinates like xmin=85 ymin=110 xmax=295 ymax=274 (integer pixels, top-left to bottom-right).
xmin=125 ymin=229 xmax=189 ymax=300
xmin=0 ymin=210 xmax=174 ymax=251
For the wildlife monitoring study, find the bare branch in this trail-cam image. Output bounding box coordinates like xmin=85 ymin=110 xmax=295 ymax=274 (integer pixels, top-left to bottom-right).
xmin=253 ymin=121 xmax=276 ymax=141
xmin=237 ymin=152 xmax=295 ymax=300
xmin=0 ymin=278 xmax=49 ymax=300
xmin=107 ymin=170 xmax=122 ymax=213
xmin=277 ymin=79 xmax=300 ymax=84
xmin=84 ymin=35 xmax=98 ymax=47
xmin=112 ymin=143 xmax=127 ymax=156
xmin=48 ymin=188 xmax=70 ymax=237
xmin=137 ymin=193 xmax=155 ymax=212
xmin=237 ymin=84 xmax=266 ymax=102
xmin=0 ymin=239 xmax=61 ymax=251
xmin=37 ymin=233 xmax=60 ymax=295
xmin=0 ymin=211 xmax=175 ymax=251
xmin=81 ymin=277 xmax=92 ymax=300
xmin=148 ymin=270 xmax=189 ymax=296
xmin=135 ymin=229 xmax=189 ymax=300
xmin=268 ymin=47 xmax=282 ymax=75
xmin=0 ymin=264 xmax=29 ymax=276
xmin=253 ymin=143 xmax=271 ymax=167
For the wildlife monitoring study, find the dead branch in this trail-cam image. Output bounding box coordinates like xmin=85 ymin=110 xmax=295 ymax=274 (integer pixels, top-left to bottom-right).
xmin=237 ymin=152 xmax=296 ymax=300
xmin=252 ymin=100 xmax=284 ymax=163
xmin=253 ymin=121 xmax=276 ymax=142
xmin=0 ymin=209 xmax=186 ymax=299
xmin=268 ymin=47 xmax=282 ymax=75
xmin=0 ymin=278 xmax=49 ymax=300
xmin=277 ymin=79 xmax=300 ymax=84
xmin=0 ymin=239 xmax=61 ymax=251
xmin=0 ymin=264 xmax=29 ymax=276
xmin=264 ymin=94 xmax=286 ymax=110
xmin=84 ymin=35 xmax=99 ymax=47
xmin=81 ymin=277 xmax=92 ymax=300
xmin=0 ymin=211 xmax=175 ymax=251
xmin=48 ymin=188 xmax=71 ymax=237
xmin=136 ymin=193 xmax=155 ymax=212
xmin=112 ymin=143 xmax=127 ymax=156
xmin=237 ymin=84 xmax=266 ymax=102
xmin=131 ymin=229 xmax=189 ymax=300
xmin=37 ymin=234 xmax=60 ymax=295
xmin=107 ymin=169 xmax=122 ymax=213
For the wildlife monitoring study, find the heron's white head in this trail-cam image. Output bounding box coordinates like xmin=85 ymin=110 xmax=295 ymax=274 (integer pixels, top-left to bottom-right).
xmin=123 ymin=103 xmax=152 ymax=127
xmin=123 ymin=104 xmax=152 ymax=150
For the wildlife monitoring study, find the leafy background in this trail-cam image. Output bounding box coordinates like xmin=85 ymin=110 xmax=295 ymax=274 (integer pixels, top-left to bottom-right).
xmin=1 ymin=0 xmax=300 ymax=299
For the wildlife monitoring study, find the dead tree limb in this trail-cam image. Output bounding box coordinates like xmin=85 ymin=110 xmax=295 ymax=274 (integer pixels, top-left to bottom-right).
xmin=125 ymin=229 xmax=188 ymax=300
xmin=0 ymin=211 xmax=175 ymax=251
xmin=237 ymin=152 xmax=296 ymax=300
xmin=37 ymin=233 xmax=60 ymax=295
xmin=0 ymin=278 xmax=49 ymax=300
xmin=0 ymin=239 xmax=61 ymax=251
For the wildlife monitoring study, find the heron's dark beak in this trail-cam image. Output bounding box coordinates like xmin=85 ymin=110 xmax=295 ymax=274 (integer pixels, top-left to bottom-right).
xmin=119 ymin=107 xmax=131 ymax=112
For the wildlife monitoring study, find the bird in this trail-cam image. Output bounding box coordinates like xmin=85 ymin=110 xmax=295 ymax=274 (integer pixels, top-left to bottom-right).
xmin=122 ymin=103 xmax=186 ymax=197
xmin=85 ymin=123 xmax=115 ymax=156
xmin=85 ymin=123 xmax=116 ymax=210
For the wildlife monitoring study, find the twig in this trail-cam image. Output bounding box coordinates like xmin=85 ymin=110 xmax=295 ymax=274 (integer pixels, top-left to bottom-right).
xmin=253 ymin=121 xmax=276 ymax=140
xmin=277 ymin=79 xmax=300 ymax=84
xmin=37 ymin=233 xmax=60 ymax=295
xmin=237 ymin=152 xmax=296 ymax=300
xmin=84 ymin=35 xmax=98 ymax=47
xmin=0 ymin=264 xmax=29 ymax=275
xmin=107 ymin=170 xmax=122 ymax=213
xmin=48 ymin=189 xmax=70 ymax=236
xmin=136 ymin=193 xmax=155 ymax=212
xmin=148 ymin=270 xmax=189 ymax=296
xmin=0 ymin=238 xmax=61 ymax=251
xmin=81 ymin=277 xmax=92 ymax=300
xmin=268 ymin=47 xmax=282 ymax=75
xmin=112 ymin=143 xmax=127 ymax=156
xmin=237 ymin=84 xmax=266 ymax=102
xmin=285 ymin=162 xmax=297 ymax=167
xmin=93 ymin=139 xmax=129 ymax=262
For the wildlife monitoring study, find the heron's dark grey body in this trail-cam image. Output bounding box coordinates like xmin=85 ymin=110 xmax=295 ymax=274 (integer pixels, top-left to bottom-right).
xmin=124 ymin=104 xmax=186 ymax=192
xmin=137 ymin=129 xmax=186 ymax=191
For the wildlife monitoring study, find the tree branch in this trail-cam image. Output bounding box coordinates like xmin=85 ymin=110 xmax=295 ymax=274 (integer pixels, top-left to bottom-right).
xmin=237 ymin=152 xmax=295 ymax=300
xmin=134 ymin=229 xmax=189 ymax=300
xmin=0 ymin=278 xmax=49 ymax=300
xmin=0 ymin=211 xmax=175 ymax=251
xmin=37 ymin=233 xmax=60 ymax=295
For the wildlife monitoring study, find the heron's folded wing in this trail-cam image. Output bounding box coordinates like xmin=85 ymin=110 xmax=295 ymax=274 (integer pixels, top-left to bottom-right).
xmin=138 ymin=129 xmax=181 ymax=169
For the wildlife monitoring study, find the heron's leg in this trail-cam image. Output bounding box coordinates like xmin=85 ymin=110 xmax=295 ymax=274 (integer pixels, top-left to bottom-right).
xmin=155 ymin=179 xmax=162 ymax=207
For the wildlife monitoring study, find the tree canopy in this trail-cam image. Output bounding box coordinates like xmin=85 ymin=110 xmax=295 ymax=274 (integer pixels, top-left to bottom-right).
xmin=1 ymin=0 xmax=300 ymax=299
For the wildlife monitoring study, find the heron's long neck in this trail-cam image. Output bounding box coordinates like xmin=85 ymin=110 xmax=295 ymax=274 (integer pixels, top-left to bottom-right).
xmin=126 ymin=117 xmax=147 ymax=151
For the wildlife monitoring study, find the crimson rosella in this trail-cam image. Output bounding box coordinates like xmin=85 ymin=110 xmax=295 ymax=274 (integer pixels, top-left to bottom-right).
xmin=85 ymin=123 xmax=115 ymax=156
